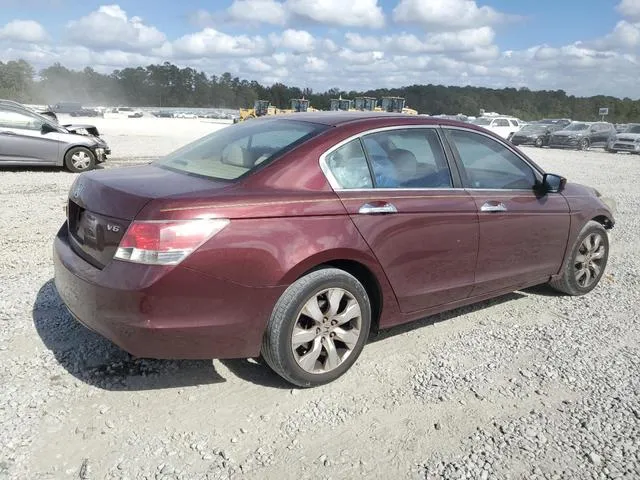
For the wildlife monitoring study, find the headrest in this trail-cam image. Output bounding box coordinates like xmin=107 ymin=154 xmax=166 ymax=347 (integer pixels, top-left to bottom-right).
xmin=222 ymin=144 xmax=254 ymax=168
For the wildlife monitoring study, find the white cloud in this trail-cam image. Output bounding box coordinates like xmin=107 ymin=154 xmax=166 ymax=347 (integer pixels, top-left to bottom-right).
xmin=617 ymin=0 xmax=640 ymax=20
xmin=172 ymin=28 xmax=267 ymax=58
xmin=590 ymin=20 xmax=640 ymax=50
xmin=66 ymin=5 xmax=165 ymax=52
xmin=227 ymin=0 xmax=287 ymax=25
xmin=393 ymin=0 xmax=506 ymax=30
xmin=244 ymin=57 xmax=272 ymax=72
xmin=0 ymin=20 xmax=47 ymax=43
xmin=345 ymin=27 xmax=496 ymax=56
xmin=286 ymin=0 xmax=384 ymax=28
xmin=303 ymin=56 xmax=328 ymax=72
xmin=270 ymin=29 xmax=316 ymax=52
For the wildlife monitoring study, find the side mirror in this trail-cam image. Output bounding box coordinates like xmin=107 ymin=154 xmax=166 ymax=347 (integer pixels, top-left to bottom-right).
xmin=539 ymin=173 xmax=566 ymax=194
xmin=41 ymin=123 xmax=57 ymax=134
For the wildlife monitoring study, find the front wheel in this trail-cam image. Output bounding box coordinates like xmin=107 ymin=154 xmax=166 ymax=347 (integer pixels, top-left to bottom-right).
xmin=535 ymin=137 xmax=544 ymax=147
xmin=549 ymin=221 xmax=609 ymax=295
xmin=64 ymin=146 xmax=96 ymax=173
xmin=578 ymin=138 xmax=590 ymax=151
xmin=261 ymin=268 xmax=371 ymax=387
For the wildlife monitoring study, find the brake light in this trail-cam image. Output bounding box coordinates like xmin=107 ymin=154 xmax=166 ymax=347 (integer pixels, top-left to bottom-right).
xmin=114 ymin=219 xmax=229 ymax=265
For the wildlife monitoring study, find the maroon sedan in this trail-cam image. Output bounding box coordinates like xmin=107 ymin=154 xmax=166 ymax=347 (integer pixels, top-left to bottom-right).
xmin=53 ymin=112 xmax=615 ymax=387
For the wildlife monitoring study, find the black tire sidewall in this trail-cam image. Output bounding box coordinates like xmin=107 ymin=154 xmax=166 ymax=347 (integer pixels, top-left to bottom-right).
xmin=267 ymin=269 xmax=371 ymax=387
xmin=64 ymin=147 xmax=96 ymax=173
xmin=564 ymin=223 xmax=609 ymax=295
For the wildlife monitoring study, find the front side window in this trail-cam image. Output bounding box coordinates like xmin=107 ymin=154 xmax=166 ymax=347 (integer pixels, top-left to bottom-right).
xmin=494 ymin=119 xmax=510 ymax=127
xmin=0 ymin=108 xmax=42 ymax=130
xmin=155 ymin=119 xmax=328 ymax=180
xmin=324 ymin=139 xmax=373 ymax=189
xmin=362 ymin=129 xmax=453 ymax=188
xmin=447 ymin=129 xmax=537 ymax=190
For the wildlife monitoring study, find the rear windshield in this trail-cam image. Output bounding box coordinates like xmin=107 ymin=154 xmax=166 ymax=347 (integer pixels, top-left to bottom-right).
xmin=155 ymin=119 xmax=328 ymax=180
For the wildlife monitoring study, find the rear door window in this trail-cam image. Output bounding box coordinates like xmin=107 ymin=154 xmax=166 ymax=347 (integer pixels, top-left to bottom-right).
xmin=361 ymin=129 xmax=453 ymax=188
xmin=323 ymin=139 xmax=373 ymax=189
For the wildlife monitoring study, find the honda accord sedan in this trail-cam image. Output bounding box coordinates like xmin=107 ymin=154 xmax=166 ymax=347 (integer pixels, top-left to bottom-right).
xmin=53 ymin=112 xmax=615 ymax=387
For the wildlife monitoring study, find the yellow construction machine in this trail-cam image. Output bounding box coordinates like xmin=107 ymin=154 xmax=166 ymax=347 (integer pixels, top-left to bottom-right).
xmin=354 ymin=97 xmax=377 ymax=111
xmin=234 ymin=99 xmax=279 ymax=123
xmin=288 ymin=98 xmax=320 ymax=113
xmin=329 ymin=97 xmax=354 ymax=111
xmin=377 ymin=96 xmax=418 ymax=115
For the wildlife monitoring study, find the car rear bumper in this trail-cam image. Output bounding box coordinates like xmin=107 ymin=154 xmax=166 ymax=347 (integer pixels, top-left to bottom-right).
xmin=53 ymin=224 xmax=284 ymax=359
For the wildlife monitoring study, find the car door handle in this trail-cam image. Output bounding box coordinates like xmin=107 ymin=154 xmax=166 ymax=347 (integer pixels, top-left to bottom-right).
xmin=358 ymin=202 xmax=398 ymax=214
xmin=480 ymin=201 xmax=507 ymax=213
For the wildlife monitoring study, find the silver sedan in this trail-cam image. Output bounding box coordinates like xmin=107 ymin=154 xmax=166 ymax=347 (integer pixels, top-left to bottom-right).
xmin=0 ymin=103 xmax=110 ymax=172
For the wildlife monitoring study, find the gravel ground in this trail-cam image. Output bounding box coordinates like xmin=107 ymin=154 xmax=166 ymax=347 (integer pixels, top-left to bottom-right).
xmin=0 ymin=143 xmax=638 ymax=480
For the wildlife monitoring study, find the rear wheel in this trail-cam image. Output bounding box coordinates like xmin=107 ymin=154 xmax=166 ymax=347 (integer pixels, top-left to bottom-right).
xmin=549 ymin=221 xmax=609 ymax=295
xmin=535 ymin=137 xmax=544 ymax=147
xmin=64 ymin=147 xmax=96 ymax=173
xmin=262 ymin=268 xmax=371 ymax=387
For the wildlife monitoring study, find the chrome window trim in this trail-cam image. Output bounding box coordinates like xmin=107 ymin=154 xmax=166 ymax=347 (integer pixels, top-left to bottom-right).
xmin=318 ymin=124 xmax=454 ymax=191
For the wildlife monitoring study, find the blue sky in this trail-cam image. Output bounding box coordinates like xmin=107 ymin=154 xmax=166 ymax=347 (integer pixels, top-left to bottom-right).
xmin=1 ymin=0 xmax=639 ymax=98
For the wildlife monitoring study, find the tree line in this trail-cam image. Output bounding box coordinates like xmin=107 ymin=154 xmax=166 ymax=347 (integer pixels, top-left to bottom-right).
xmin=1 ymin=59 xmax=640 ymax=122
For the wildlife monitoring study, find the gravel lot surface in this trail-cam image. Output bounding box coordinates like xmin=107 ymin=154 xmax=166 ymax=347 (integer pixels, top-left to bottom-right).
xmin=0 ymin=136 xmax=638 ymax=480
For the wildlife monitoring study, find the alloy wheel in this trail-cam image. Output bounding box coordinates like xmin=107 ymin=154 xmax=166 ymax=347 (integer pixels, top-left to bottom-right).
xmin=291 ymin=288 xmax=362 ymax=374
xmin=574 ymin=232 xmax=606 ymax=288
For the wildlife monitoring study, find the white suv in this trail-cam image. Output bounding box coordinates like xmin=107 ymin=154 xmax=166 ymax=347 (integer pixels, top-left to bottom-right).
xmin=471 ymin=116 xmax=522 ymax=139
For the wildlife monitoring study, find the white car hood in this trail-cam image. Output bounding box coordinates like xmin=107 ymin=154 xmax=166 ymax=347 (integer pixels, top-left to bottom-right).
xmin=616 ymin=132 xmax=640 ymax=140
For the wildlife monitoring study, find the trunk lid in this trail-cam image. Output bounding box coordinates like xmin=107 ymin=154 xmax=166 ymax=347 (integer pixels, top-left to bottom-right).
xmin=67 ymin=165 xmax=230 ymax=268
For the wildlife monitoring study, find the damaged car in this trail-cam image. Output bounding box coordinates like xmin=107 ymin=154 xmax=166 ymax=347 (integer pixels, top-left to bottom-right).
xmin=606 ymin=123 xmax=640 ymax=154
xmin=0 ymin=101 xmax=110 ymax=172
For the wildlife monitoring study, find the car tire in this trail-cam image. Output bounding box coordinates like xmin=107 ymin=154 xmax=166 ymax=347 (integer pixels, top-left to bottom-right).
xmin=578 ymin=138 xmax=590 ymax=151
xmin=261 ymin=268 xmax=372 ymax=387
xmin=549 ymin=220 xmax=609 ymax=296
xmin=535 ymin=137 xmax=544 ymax=147
xmin=64 ymin=146 xmax=96 ymax=173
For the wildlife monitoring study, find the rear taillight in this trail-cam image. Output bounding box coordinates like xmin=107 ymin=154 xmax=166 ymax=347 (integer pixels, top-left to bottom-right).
xmin=114 ymin=218 xmax=229 ymax=265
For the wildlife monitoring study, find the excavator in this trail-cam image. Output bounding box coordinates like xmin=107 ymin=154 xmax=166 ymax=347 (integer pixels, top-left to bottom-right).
xmin=235 ymin=99 xmax=279 ymax=123
xmin=377 ymin=96 xmax=418 ymax=115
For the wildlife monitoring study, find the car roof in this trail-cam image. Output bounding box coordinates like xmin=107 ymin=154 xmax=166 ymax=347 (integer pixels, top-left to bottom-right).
xmin=265 ymin=111 xmax=467 ymax=128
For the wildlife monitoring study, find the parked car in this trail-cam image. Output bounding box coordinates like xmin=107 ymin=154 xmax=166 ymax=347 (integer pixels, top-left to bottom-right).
xmin=509 ymin=121 xmax=568 ymax=147
xmin=0 ymin=101 xmax=110 ymax=172
xmin=53 ymin=112 xmax=615 ymax=387
xmin=470 ymin=116 xmax=522 ymax=139
xmin=548 ymin=121 xmax=616 ymax=150
xmin=105 ymin=107 xmax=144 ymax=118
xmin=606 ymin=123 xmax=640 ymax=154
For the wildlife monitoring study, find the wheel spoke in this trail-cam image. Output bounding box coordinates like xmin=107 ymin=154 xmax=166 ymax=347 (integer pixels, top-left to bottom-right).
xmin=326 ymin=289 xmax=344 ymax=317
xmin=575 ymin=253 xmax=587 ymax=265
xmin=333 ymin=300 xmax=361 ymax=326
xmin=592 ymin=247 xmax=605 ymax=259
xmin=576 ymin=269 xmax=587 ymax=283
xmin=301 ymin=296 xmax=324 ymax=323
xmin=298 ymin=337 xmax=322 ymax=372
xmin=333 ymin=327 xmax=360 ymax=349
xmin=590 ymin=261 xmax=601 ymax=278
xmin=292 ymin=326 xmax=317 ymax=347
xmin=591 ymin=234 xmax=601 ymax=252
xmin=582 ymin=267 xmax=592 ymax=286
xmin=324 ymin=338 xmax=341 ymax=370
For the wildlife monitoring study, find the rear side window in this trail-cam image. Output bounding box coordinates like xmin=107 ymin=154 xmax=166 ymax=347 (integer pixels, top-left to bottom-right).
xmin=494 ymin=119 xmax=510 ymax=127
xmin=155 ymin=119 xmax=328 ymax=180
xmin=362 ymin=129 xmax=452 ymax=188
